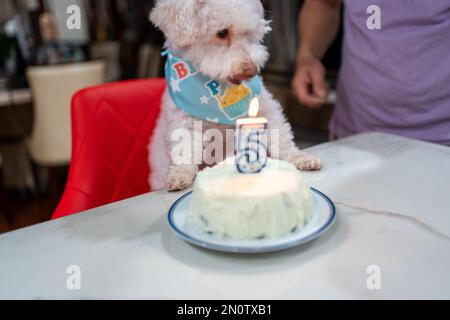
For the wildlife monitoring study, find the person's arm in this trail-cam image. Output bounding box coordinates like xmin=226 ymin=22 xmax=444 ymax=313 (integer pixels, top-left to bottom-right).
xmin=292 ymin=0 xmax=342 ymax=108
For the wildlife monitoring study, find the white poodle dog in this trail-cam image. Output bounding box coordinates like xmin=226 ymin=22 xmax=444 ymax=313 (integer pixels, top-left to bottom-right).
xmin=149 ymin=0 xmax=322 ymax=191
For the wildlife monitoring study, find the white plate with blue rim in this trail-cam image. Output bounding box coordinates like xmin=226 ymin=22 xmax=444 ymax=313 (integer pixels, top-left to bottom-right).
xmin=167 ymin=188 xmax=336 ymax=254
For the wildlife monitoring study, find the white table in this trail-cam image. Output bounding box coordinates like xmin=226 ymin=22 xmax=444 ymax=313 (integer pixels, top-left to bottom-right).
xmin=0 ymin=132 xmax=449 ymax=300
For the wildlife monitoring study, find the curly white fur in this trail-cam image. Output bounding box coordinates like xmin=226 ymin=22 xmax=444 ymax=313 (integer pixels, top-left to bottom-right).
xmin=149 ymin=0 xmax=322 ymax=191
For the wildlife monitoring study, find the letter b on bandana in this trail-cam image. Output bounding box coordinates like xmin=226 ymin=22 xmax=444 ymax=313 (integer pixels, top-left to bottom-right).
xmin=174 ymin=62 xmax=189 ymax=80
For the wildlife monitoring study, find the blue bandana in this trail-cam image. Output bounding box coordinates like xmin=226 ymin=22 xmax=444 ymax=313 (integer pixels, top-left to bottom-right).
xmin=163 ymin=50 xmax=263 ymax=125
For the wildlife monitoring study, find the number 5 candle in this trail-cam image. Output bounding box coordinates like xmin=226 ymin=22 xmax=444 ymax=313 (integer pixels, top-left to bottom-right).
xmin=235 ymin=97 xmax=269 ymax=174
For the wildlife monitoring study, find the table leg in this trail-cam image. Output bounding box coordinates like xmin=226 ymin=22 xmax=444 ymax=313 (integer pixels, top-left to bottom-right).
xmin=0 ymin=160 xmax=12 ymax=223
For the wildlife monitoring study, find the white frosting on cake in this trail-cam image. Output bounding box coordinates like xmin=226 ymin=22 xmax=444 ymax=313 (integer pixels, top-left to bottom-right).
xmin=190 ymin=158 xmax=314 ymax=240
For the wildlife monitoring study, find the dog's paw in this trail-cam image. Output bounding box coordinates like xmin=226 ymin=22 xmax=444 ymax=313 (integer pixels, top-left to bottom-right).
xmin=290 ymin=152 xmax=322 ymax=171
xmin=165 ymin=165 xmax=197 ymax=192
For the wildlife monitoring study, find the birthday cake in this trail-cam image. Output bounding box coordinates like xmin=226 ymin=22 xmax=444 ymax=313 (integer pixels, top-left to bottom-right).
xmin=190 ymin=158 xmax=314 ymax=240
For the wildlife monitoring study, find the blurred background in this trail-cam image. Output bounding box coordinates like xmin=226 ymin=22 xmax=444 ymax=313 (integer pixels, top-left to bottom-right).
xmin=0 ymin=0 xmax=342 ymax=233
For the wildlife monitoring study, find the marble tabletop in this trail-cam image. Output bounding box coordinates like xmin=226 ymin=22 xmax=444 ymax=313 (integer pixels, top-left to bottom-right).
xmin=0 ymin=132 xmax=449 ymax=300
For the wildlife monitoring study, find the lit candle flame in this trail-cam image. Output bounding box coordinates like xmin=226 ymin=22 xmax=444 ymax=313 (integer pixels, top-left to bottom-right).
xmin=248 ymin=97 xmax=259 ymax=118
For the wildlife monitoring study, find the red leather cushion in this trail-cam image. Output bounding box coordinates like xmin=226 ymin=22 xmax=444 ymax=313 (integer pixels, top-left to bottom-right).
xmin=53 ymin=79 xmax=166 ymax=219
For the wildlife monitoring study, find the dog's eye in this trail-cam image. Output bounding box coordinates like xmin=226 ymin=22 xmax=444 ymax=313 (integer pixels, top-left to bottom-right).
xmin=216 ymin=29 xmax=229 ymax=39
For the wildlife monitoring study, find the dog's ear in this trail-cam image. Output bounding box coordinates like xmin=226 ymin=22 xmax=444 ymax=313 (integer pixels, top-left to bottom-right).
xmin=150 ymin=0 xmax=206 ymax=48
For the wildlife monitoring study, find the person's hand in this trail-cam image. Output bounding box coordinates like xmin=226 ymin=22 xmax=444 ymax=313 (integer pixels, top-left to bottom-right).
xmin=292 ymin=55 xmax=329 ymax=109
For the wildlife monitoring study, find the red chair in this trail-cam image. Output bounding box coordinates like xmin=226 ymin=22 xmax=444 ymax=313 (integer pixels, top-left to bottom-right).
xmin=53 ymin=79 xmax=166 ymax=219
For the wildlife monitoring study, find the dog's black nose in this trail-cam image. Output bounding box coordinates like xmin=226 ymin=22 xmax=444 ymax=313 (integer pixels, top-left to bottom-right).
xmin=241 ymin=62 xmax=259 ymax=78
xmin=228 ymin=63 xmax=259 ymax=84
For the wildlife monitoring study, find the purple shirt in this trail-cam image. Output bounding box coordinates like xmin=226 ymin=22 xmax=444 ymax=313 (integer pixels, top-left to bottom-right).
xmin=331 ymin=0 xmax=450 ymax=146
